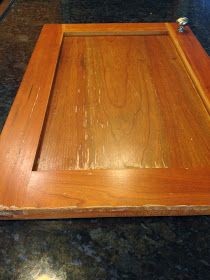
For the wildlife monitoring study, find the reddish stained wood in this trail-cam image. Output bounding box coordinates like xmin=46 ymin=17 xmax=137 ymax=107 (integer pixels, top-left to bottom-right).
xmin=166 ymin=23 xmax=210 ymax=113
xmin=62 ymin=22 xmax=168 ymax=35
xmin=36 ymin=34 xmax=210 ymax=170
xmin=0 ymin=168 xmax=209 ymax=219
xmin=0 ymin=23 xmax=209 ymax=219
xmin=26 ymin=169 xmax=210 ymax=208
xmin=0 ymin=25 xmax=63 ymax=206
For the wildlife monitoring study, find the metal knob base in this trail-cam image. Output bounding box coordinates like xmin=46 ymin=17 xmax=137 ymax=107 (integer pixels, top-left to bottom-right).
xmin=176 ymin=17 xmax=189 ymax=33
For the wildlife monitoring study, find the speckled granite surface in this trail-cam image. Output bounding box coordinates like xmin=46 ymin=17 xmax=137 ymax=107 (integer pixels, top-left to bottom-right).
xmin=0 ymin=1 xmax=210 ymax=279
xmin=1 ymin=217 xmax=210 ymax=279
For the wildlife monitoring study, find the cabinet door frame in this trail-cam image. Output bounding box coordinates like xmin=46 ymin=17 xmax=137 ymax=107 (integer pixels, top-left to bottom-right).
xmin=0 ymin=23 xmax=210 ymax=219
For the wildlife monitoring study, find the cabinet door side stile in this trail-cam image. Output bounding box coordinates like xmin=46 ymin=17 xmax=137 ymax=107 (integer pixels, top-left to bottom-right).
xmin=0 ymin=24 xmax=63 ymax=207
xmin=166 ymin=23 xmax=210 ymax=113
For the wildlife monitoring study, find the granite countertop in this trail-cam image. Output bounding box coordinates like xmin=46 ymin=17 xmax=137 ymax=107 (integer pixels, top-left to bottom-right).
xmin=0 ymin=1 xmax=210 ymax=279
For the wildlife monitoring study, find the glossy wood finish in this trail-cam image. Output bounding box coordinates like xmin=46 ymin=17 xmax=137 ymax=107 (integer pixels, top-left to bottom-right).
xmin=0 ymin=23 xmax=209 ymax=219
xmin=27 ymin=169 xmax=210 ymax=207
xmin=36 ymin=34 xmax=210 ymax=170
xmin=167 ymin=23 xmax=210 ymax=113
xmin=0 ymin=25 xmax=63 ymax=206
xmin=62 ymin=22 xmax=168 ymax=36
xmin=1 ymin=168 xmax=210 ymax=219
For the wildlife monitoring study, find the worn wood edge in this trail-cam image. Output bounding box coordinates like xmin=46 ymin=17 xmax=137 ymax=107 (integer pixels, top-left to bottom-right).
xmin=1 ymin=205 xmax=210 ymax=220
xmin=0 ymin=24 xmax=64 ymax=205
xmin=0 ymin=24 xmax=63 ymax=136
xmin=166 ymin=23 xmax=210 ymax=114
xmin=62 ymin=22 xmax=168 ymax=35
xmin=24 ymin=168 xmax=210 ymax=219
xmin=1 ymin=168 xmax=209 ymax=219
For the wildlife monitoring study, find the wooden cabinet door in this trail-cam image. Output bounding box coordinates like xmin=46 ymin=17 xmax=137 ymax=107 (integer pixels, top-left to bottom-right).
xmin=0 ymin=23 xmax=209 ymax=219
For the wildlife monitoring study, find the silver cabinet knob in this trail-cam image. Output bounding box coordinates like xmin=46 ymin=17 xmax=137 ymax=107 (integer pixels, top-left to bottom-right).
xmin=176 ymin=17 xmax=189 ymax=32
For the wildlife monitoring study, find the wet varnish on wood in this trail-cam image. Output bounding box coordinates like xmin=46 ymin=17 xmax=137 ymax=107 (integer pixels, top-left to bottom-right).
xmin=36 ymin=35 xmax=210 ymax=170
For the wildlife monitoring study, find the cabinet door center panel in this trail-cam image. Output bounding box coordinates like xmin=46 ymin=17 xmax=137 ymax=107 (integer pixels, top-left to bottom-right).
xmin=35 ymin=35 xmax=210 ymax=170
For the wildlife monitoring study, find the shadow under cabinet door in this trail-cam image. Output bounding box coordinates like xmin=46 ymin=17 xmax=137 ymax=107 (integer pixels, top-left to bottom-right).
xmin=0 ymin=23 xmax=210 ymax=219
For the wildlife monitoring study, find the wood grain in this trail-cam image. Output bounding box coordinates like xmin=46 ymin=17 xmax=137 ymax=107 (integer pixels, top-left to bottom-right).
xmin=1 ymin=168 xmax=210 ymax=219
xmin=167 ymin=23 xmax=210 ymax=113
xmin=62 ymin=22 xmax=168 ymax=36
xmin=0 ymin=23 xmax=209 ymax=219
xmin=36 ymin=34 xmax=210 ymax=170
xmin=27 ymin=169 xmax=210 ymax=208
xmin=0 ymin=25 xmax=63 ymax=206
